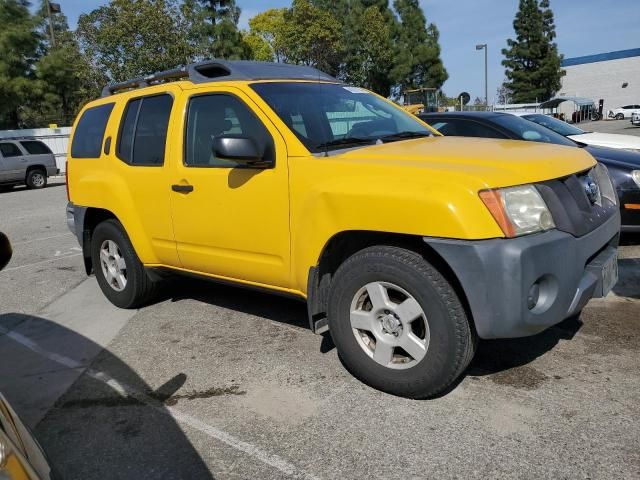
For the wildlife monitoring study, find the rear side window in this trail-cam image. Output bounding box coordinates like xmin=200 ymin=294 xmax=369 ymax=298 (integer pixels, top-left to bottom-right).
xmin=71 ymin=103 xmax=114 ymax=158
xmin=20 ymin=141 xmax=52 ymax=155
xmin=0 ymin=143 xmax=22 ymax=157
xmin=116 ymin=94 xmax=173 ymax=166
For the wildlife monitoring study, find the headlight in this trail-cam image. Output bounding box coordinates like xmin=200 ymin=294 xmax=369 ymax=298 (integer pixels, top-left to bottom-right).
xmin=632 ymin=170 xmax=640 ymax=188
xmin=592 ymin=163 xmax=618 ymax=205
xmin=479 ymin=185 xmax=555 ymax=237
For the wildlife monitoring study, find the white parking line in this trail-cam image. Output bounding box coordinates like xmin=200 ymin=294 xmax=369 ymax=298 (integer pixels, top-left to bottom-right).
xmin=13 ymin=233 xmax=74 ymax=246
xmin=0 ymin=318 xmax=320 ymax=480
xmin=0 ymin=253 xmax=82 ymax=273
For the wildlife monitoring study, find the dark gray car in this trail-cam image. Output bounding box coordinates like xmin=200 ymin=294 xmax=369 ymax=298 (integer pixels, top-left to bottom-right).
xmin=0 ymin=139 xmax=59 ymax=190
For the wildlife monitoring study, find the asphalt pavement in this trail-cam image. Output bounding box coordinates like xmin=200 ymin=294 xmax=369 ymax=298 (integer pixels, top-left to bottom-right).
xmin=0 ymin=176 xmax=639 ymax=479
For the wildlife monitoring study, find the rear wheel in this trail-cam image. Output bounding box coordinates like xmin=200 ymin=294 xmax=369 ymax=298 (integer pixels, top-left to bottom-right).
xmin=328 ymin=246 xmax=476 ymax=399
xmin=91 ymin=219 xmax=158 ymax=308
xmin=26 ymin=169 xmax=47 ymax=189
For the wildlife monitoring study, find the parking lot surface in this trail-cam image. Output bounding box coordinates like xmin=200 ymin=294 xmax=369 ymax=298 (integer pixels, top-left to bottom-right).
xmin=1 ymin=174 xmax=639 ymax=479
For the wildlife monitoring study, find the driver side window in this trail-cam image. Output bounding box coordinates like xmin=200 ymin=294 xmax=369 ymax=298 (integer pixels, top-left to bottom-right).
xmin=184 ymin=94 xmax=274 ymax=168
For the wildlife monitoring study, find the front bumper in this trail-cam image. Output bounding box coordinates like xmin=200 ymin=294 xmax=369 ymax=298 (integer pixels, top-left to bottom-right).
xmin=425 ymin=211 xmax=620 ymax=339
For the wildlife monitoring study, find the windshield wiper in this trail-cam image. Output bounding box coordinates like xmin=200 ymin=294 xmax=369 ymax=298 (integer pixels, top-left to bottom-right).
xmin=315 ymin=137 xmax=375 ymax=152
xmin=378 ymin=131 xmax=431 ymax=143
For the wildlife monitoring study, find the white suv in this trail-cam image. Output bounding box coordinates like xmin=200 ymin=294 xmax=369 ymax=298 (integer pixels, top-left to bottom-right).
xmin=609 ymin=104 xmax=640 ymax=120
xmin=632 ymin=112 xmax=640 ymax=126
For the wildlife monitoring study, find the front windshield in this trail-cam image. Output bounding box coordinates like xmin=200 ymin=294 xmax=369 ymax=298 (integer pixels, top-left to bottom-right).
xmin=492 ymin=114 xmax=577 ymax=147
xmin=251 ymin=82 xmax=432 ymax=153
xmin=522 ymin=114 xmax=586 ymax=137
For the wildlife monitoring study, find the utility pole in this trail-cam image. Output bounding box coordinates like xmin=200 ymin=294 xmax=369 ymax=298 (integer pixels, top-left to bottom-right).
xmin=476 ymin=44 xmax=488 ymax=109
xmin=45 ymin=0 xmax=59 ymax=48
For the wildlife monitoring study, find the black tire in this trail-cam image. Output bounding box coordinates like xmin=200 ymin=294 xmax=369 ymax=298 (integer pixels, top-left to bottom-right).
xmin=615 ymin=113 xmax=624 ymax=120
xmin=91 ymin=219 xmax=158 ymax=309
xmin=25 ymin=169 xmax=47 ymax=189
xmin=328 ymin=246 xmax=476 ymax=399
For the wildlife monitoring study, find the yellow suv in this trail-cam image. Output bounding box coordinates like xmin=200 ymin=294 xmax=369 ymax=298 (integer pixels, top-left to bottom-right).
xmin=67 ymin=60 xmax=620 ymax=398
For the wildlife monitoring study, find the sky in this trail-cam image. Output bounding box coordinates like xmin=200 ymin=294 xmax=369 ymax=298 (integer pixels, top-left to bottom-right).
xmin=56 ymin=0 xmax=640 ymax=102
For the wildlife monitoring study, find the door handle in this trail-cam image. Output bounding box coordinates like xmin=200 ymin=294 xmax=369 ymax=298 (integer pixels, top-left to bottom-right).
xmin=171 ymin=184 xmax=194 ymax=193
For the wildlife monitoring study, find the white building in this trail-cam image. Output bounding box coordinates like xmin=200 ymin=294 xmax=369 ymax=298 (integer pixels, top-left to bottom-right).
xmin=559 ymin=48 xmax=640 ymax=116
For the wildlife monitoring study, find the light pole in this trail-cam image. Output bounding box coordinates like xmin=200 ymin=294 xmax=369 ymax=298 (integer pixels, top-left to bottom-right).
xmin=476 ymin=44 xmax=488 ymax=108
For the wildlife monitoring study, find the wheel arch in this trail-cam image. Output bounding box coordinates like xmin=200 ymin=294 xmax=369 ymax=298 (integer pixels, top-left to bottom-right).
xmin=306 ymin=230 xmax=475 ymax=335
xmin=80 ymin=207 xmax=119 ymax=275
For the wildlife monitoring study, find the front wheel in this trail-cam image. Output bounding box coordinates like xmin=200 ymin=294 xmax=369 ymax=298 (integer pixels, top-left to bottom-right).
xmin=615 ymin=113 xmax=624 ymax=120
xmin=91 ymin=219 xmax=158 ymax=309
xmin=328 ymin=246 xmax=476 ymax=399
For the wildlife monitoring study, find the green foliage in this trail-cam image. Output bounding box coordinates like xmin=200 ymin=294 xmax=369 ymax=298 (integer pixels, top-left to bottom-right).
xmin=502 ymin=0 xmax=564 ymax=103
xmin=390 ymin=0 xmax=448 ymax=91
xmin=244 ymin=8 xmax=287 ymax=62
xmin=279 ymin=0 xmax=344 ymax=76
xmin=343 ymin=5 xmax=394 ymax=94
xmin=0 ymin=0 xmax=40 ymax=128
xmin=76 ymin=0 xmax=192 ymax=83
xmin=186 ymin=0 xmax=250 ymax=60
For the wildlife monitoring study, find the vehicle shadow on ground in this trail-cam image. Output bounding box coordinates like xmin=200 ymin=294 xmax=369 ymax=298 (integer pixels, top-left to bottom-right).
xmin=161 ymin=277 xmax=583 ymax=396
xmin=0 ymin=313 xmax=214 ymax=480
xmin=0 ymin=183 xmax=66 ymax=194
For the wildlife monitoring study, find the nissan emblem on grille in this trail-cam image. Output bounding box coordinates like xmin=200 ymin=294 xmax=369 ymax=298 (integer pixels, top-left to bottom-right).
xmin=582 ymin=176 xmax=600 ymax=205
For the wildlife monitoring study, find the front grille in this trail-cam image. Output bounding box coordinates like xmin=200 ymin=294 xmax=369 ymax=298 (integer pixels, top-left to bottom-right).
xmin=536 ymin=167 xmax=618 ymax=237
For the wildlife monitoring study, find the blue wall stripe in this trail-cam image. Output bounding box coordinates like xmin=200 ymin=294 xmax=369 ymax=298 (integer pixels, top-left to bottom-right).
xmin=562 ymin=48 xmax=640 ymax=67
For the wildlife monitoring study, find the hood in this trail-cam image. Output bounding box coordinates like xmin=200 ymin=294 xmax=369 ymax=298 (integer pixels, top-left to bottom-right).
xmin=335 ymin=136 xmax=596 ymax=189
xmin=568 ymin=132 xmax=640 ymax=150
xmin=585 ymin=145 xmax=640 ymax=170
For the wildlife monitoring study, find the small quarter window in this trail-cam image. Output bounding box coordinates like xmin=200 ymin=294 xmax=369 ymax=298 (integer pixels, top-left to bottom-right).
xmin=71 ymin=103 xmax=114 ymax=158
xmin=0 ymin=143 xmax=22 ymax=157
xmin=117 ymin=94 xmax=173 ymax=166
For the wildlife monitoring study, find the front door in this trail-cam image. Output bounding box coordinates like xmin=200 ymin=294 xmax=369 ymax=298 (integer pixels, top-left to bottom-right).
xmin=169 ymin=88 xmax=290 ymax=288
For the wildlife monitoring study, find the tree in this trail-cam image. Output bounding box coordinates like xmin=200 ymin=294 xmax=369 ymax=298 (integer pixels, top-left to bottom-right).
xmin=0 ymin=0 xmax=40 ymax=129
xmin=76 ymin=0 xmax=192 ymax=83
xmin=502 ymin=0 xmax=564 ymax=103
xmin=343 ymin=5 xmax=394 ymax=95
xmin=495 ymin=80 xmax=513 ymax=104
xmin=244 ymin=8 xmax=287 ymax=62
xmin=279 ymin=0 xmax=343 ymax=76
xmin=390 ymin=0 xmax=448 ymax=92
xmin=26 ymin=1 xmax=102 ymax=126
xmin=187 ymin=0 xmax=250 ymax=60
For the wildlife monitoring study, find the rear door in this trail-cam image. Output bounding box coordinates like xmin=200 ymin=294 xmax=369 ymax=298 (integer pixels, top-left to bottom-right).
xmin=19 ymin=141 xmax=55 ymax=172
xmin=0 ymin=142 xmax=26 ymax=182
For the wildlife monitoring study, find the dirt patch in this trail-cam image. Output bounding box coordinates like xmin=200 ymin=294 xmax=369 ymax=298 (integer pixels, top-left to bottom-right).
xmin=488 ymin=365 xmax=549 ymax=390
xmin=580 ymin=301 xmax=640 ymax=353
xmin=160 ymin=385 xmax=246 ymax=406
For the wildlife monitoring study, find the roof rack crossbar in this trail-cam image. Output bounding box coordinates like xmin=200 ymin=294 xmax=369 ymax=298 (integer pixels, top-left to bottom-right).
xmin=101 ymin=60 xmax=340 ymax=97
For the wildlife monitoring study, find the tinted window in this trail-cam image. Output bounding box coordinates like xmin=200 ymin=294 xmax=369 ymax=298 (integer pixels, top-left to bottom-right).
xmin=117 ymin=94 xmax=173 ymax=166
xmin=428 ymin=119 xmax=506 ymax=139
xmin=185 ymin=94 xmax=274 ymax=167
xmin=0 ymin=143 xmax=22 ymax=157
xmin=521 ymin=114 xmax=585 ymax=136
xmin=20 ymin=141 xmax=52 ymax=155
xmin=251 ymin=82 xmax=431 ymax=153
xmin=71 ymin=103 xmax=114 ymax=158
xmin=492 ymin=114 xmax=577 ymax=146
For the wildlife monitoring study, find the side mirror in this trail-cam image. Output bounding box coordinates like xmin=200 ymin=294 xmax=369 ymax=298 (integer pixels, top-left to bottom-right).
xmin=212 ymin=136 xmax=269 ymax=167
xmin=0 ymin=232 xmax=12 ymax=271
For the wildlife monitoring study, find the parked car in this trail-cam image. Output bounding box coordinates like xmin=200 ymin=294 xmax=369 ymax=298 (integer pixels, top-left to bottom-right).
xmin=0 ymin=139 xmax=58 ymax=190
xmin=419 ymin=111 xmax=640 ymax=232
xmin=67 ymin=60 xmax=619 ymax=399
xmin=609 ymin=104 xmax=640 ymax=120
xmin=508 ymin=112 xmax=640 ymax=151
xmin=0 ymin=233 xmax=55 ymax=480
xmin=632 ymin=112 xmax=640 ymax=127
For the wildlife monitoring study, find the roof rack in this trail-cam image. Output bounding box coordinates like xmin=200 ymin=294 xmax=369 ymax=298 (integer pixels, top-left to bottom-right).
xmin=101 ymin=60 xmax=340 ymax=97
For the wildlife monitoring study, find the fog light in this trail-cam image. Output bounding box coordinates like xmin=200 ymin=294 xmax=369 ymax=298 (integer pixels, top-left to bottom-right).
xmin=527 ymin=283 xmax=540 ymax=310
